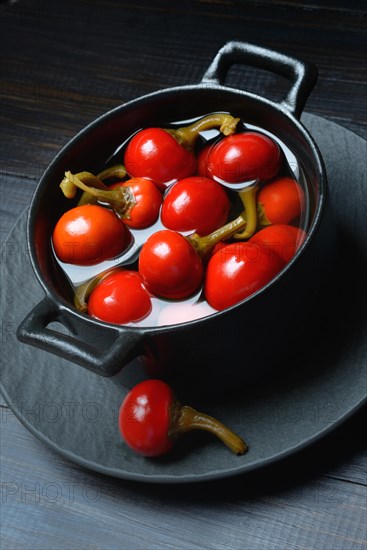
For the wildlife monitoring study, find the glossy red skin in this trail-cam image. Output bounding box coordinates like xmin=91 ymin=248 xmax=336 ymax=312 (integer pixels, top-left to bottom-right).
xmin=250 ymin=224 xmax=307 ymax=264
xmin=88 ymin=270 xmax=151 ymax=324
xmin=139 ymin=230 xmax=203 ymax=300
xmin=111 ymin=177 xmax=162 ymax=228
xmin=206 ymin=132 xmax=281 ymax=183
xmin=161 ymin=176 xmax=230 ymax=236
xmin=124 ymin=128 xmax=196 ymax=188
xmin=257 ymin=177 xmax=306 ymax=224
xmin=119 ymin=379 xmax=174 ymax=456
xmin=52 ymin=204 xmax=130 ymax=266
xmin=204 ymin=241 xmax=285 ymax=311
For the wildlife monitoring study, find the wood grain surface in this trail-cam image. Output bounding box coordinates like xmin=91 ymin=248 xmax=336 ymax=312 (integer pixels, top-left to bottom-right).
xmin=1 ymin=1 xmax=366 ymax=549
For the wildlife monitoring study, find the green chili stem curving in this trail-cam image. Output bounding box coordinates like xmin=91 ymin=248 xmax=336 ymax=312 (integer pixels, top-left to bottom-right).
xmin=59 ymin=164 xmax=126 ymax=205
xmin=171 ymin=404 xmax=247 ymax=455
xmin=233 ymin=184 xmax=259 ymax=240
xmin=63 ymin=171 xmax=136 ymax=218
xmin=167 ymin=113 xmax=240 ymax=150
xmin=189 ymin=214 xmax=247 ymax=259
xmin=97 ymin=164 xmax=126 ymax=181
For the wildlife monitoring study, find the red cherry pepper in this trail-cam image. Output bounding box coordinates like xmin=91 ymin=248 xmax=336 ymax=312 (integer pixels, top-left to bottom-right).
xmin=205 ymin=131 xmax=281 ymax=184
xmin=60 ymin=171 xmax=162 ymax=229
xmin=119 ymin=379 xmax=247 ymax=457
xmin=200 ymin=132 xmax=282 ymax=241
xmin=87 ymin=269 xmax=151 ymax=324
xmin=124 ymin=113 xmax=240 ymax=187
xmin=124 ymin=128 xmax=196 ymax=189
xmin=257 ymin=176 xmax=306 ymax=226
xmin=204 ymin=241 xmax=285 ymax=311
xmin=113 ymin=178 xmax=162 ymax=228
xmin=161 ymin=176 xmax=230 ymax=236
xmin=233 ymin=177 xmax=306 ymax=240
xmin=138 ymin=230 xmax=204 ymax=300
xmin=52 ymin=204 xmax=130 ymax=266
xmin=250 ymin=224 xmax=306 ymax=264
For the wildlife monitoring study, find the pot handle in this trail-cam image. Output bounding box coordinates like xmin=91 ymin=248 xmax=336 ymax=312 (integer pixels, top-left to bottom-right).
xmin=201 ymin=41 xmax=317 ymax=119
xmin=16 ymin=296 xmax=143 ymax=376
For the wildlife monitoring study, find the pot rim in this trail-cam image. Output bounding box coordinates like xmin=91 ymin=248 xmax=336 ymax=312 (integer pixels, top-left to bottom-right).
xmin=27 ymin=81 xmax=327 ymax=335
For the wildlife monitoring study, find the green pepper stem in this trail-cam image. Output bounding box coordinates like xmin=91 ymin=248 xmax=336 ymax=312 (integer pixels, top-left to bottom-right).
xmin=167 ymin=113 xmax=240 ymax=150
xmin=172 ymin=404 xmax=247 ymax=455
xmin=63 ymin=172 xmax=136 ymax=218
xmin=60 ymin=171 xmax=107 ymax=199
xmin=74 ymin=268 xmax=118 ymax=313
xmin=59 ymin=164 xmax=126 ymax=205
xmin=189 ymin=214 xmax=247 ymax=259
xmin=97 ymin=165 xmax=126 ymax=181
xmin=78 ymin=165 xmax=127 ymax=206
xmin=233 ymin=184 xmax=259 ymax=240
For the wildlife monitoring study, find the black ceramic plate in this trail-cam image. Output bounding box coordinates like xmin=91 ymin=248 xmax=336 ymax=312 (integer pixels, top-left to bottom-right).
xmin=1 ymin=114 xmax=366 ymax=483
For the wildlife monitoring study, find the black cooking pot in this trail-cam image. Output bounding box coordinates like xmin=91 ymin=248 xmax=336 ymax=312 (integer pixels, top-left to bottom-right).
xmin=17 ymin=42 xmax=336 ymax=394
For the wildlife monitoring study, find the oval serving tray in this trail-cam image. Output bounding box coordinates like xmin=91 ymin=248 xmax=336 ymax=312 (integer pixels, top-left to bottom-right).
xmin=1 ymin=113 xmax=366 ymax=483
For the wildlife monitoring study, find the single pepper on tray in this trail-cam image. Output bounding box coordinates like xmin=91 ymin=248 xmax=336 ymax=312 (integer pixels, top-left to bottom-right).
xmin=119 ymin=379 xmax=248 ymax=457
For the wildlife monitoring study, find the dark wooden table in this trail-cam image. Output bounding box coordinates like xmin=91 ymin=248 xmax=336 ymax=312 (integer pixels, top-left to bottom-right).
xmin=1 ymin=1 xmax=366 ymax=548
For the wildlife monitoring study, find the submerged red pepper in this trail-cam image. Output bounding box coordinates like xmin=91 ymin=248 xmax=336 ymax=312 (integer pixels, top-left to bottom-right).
xmin=52 ymin=204 xmax=130 ymax=266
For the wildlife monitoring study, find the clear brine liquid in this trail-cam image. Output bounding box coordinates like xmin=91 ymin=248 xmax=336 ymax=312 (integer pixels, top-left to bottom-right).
xmin=54 ymin=114 xmax=311 ymax=328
